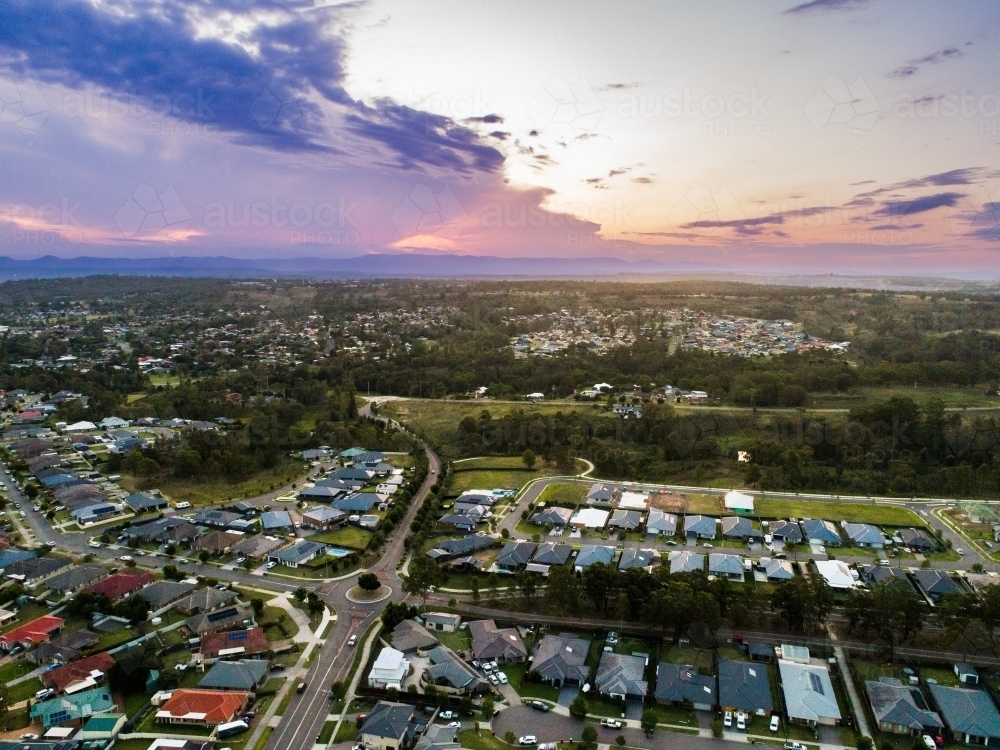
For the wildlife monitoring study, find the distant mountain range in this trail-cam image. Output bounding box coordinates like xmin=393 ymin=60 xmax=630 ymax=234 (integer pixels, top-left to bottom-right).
xmin=0 ymin=254 xmax=727 ymax=279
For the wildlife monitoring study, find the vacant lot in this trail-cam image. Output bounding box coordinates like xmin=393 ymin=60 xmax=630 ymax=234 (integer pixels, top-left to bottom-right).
xmin=449 ymin=457 xmax=582 ymax=497
xmin=120 ymin=460 xmax=306 ymax=507
xmin=536 ymin=482 xmax=588 ymax=506
xmin=755 ymin=498 xmax=926 ymax=527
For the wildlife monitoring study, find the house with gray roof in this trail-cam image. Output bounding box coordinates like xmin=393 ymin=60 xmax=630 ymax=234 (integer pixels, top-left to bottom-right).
xmin=4 ymin=555 xmax=70 ymax=585
xmin=574 ymin=545 xmax=616 ymax=572
xmin=860 ymin=565 xmax=914 ymax=591
xmin=532 ymin=543 xmax=572 ymax=566
xmin=669 ymin=551 xmax=705 ymax=574
xmin=495 ymin=541 xmax=536 ymax=573
xmin=609 ymin=509 xmax=643 ymax=530
xmin=928 ymin=683 xmax=1000 ymax=747
xmin=655 ymin=664 xmax=717 ymax=711
xmin=531 ymin=507 xmax=573 ymax=528
xmin=301 ymin=506 xmax=346 ymax=531
xmin=360 ymin=701 xmax=417 ymax=750
xmin=415 ymin=724 xmax=460 ymax=750
xmin=186 ymin=604 xmax=254 ymax=636
xmin=646 ymin=509 xmax=677 ymax=536
xmin=44 ymin=564 xmax=108 ymax=594
xmin=683 ymin=515 xmax=717 ymax=539
xmin=269 ymin=539 xmax=328 ymax=568
xmin=233 ymin=534 xmax=285 ymax=559
xmin=762 ymin=558 xmax=795 ymax=581
xmin=298 ymin=484 xmax=345 ymax=501
xmin=708 ymin=553 xmax=744 ymax=581
xmin=801 ymin=519 xmax=842 ymax=545
xmin=174 ymin=587 xmax=238 ymax=615
xmin=532 ymin=633 xmax=590 ymax=687
xmin=333 ymin=493 xmax=382 ymax=513
xmin=718 ymin=659 xmax=773 ymax=716
xmin=192 ymin=509 xmax=243 ymax=529
xmin=866 ymin=677 xmax=943 ymax=736
xmin=841 ymin=522 xmax=887 ymax=548
xmin=619 ymin=548 xmax=657 ymax=571
xmin=899 ymin=528 xmax=937 ymax=553
xmin=198 ymin=659 xmax=269 ymax=691
xmin=587 ymin=483 xmax=619 ymax=505
xmin=425 ymin=645 xmax=488 ymax=694
xmin=596 ymin=652 xmax=648 ymax=701
xmin=721 ymin=516 xmax=758 ymax=541
xmin=125 ymin=491 xmax=169 ymax=513
xmin=427 ymin=534 xmax=494 ymax=561
xmin=390 ymin=619 xmax=439 ymax=654
xmin=913 ymin=570 xmax=962 ymax=602
xmin=260 ymin=510 xmax=293 ymax=531
xmin=769 ymin=520 xmax=803 ymax=543
xmin=136 ymin=580 xmax=197 ymax=609
xmin=468 ymin=620 xmax=526 ymax=663
xmin=778 ymin=660 xmax=842 ymax=726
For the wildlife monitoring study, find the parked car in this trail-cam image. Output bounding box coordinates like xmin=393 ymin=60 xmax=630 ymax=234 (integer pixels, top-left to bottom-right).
xmin=784 ymin=743 xmax=806 ymax=750
xmin=266 ymin=561 xmax=278 ymax=569
xmin=769 ymin=715 xmax=780 ymax=732
xmin=518 ymin=737 xmax=537 ymax=746
xmin=439 ymin=711 xmax=456 ymax=720
xmin=922 ymin=737 xmax=937 ymax=750
xmin=723 ymin=711 xmax=733 ymax=728
xmin=447 ymin=722 xmax=461 ymax=728
xmin=488 ymin=673 xmax=499 ymax=685
xmin=235 ymin=556 xmax=246 ymax=564
xmin=600 ymin=719 xmax=623 ymax=729
xmin=736 ymin=711 xmax=746 ymax=731
xmin=528 ymin=701 xmax=549 ymax=712
xmin=497 ymin=672 xmax=508 ymax=684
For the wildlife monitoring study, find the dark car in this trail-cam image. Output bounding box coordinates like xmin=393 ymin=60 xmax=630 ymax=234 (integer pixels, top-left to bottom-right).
xmin=529 ymin=701 xmax=549 ymax=712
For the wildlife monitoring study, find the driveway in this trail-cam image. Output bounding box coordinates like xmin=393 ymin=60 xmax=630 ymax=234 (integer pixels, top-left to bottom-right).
xmin=557 ymin=686 xmax=579 ymax=707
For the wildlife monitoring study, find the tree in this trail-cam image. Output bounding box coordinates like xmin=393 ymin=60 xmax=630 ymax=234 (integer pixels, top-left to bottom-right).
xmin=358 ymin=572 xmax=380 ymax=591
xmin=504 ymin=731 xmax=516 ymax=745
xmin=615 ymin=736 xmax=626 ymax=748
xmin=250 ymin=597 xmax=265 ymax=617
xmin=487 ymin=572 xmax=501 ymax=601
xmin=581 ymin=725 xmax=598 ymax=750
xmin=480 ymin=694 xmax=495 ymax=720
xmin=640 ymin=709 xmax=657 ymax=733
xmin=569 ymin=694 xmax=588 ymax=720
xmin=162 ymin=564 xmax=181 ymax=581
xmin=845 ymin=578 xmax=925 ymax=658
xmin=471 ymin=576 xmax=480 ymax=603
xmin=857 ymin=737 xmax=873 ymax=750
xmin=307 ymin=591 xmax=324 ymax=615
xmin=198 ymin=550 xmax=211 ymax=563
xmin=771 ymin=573 xmax=834 ymax=632
xmin=330 ymin=681 xmax=346 ymax=700
xmin=582 ymin=562 xmax=618 ymax=613
xmin=293 ymin=587 xmax=307 ymax=603
xmin=516 ymin=571 xmax=537 ymax=598
xmin=546 ymin=565 xmax=581 ymax=614
xmin=521 ymin=448 xmax=536 ymax=469
xmin=382 ymin=602 xmax=416 ymax=631
xmin=402 ymin=555 xmax=440 ymax=606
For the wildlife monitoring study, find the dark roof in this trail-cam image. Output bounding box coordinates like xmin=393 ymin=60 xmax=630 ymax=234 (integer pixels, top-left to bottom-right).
xmin=867 ymin=678 xmax=943 ymax=731
xmin=532 ymin=633 xmax=590 ymax=684
xmin=332 ymin=493 xmax=381 ymax=512
xmin=362 ymin=701 xmax=416 ymax=740
xmin=532 ymin=543 xmax=572 ymax=566
xmin=496 ymin=541 xmax=536 ymax=568
xmin=655 ymin=663 xmax=717 ymax=705
xmin=136 ymin=580 xmax=197 ymax=609
xmin=198 ymin=659 xmax=269 ymax=691
xmin=718 ymin=659 xmax=773 ymax=713
xmin=913 ymin=570 xmax=961 ymax=597
xmin=721 ymin=516 xmax=756 ymax=538
xmin=431 ymin=534 xmax=494 ymax=557
xmin=929 ymin=684 xmax=1000 ymax=739
xmin=4 ymin=555 xmax=70 ymax=580
xmin=44 ymin=563 xmax=108 ymax=592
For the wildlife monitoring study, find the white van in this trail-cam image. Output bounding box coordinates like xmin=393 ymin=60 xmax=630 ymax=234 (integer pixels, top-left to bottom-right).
xmin=175 ymin=501 xmax=191 ymax=509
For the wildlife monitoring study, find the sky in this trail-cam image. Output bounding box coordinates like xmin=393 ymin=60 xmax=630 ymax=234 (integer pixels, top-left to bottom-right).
xmin=1 ymin=0 xmax=999 ymax=275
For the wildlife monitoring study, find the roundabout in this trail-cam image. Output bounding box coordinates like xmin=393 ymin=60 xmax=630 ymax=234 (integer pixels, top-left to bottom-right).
xmin=345 ymin=583 xmax=393 ymax=603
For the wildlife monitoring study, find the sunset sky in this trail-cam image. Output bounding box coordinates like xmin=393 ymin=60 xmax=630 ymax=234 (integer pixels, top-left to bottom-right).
xmin=1 ymin=0 xmax=999 ymax=274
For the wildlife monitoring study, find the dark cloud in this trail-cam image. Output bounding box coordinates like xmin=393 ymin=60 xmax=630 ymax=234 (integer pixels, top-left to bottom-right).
xmin=465 ymin=114 xmax=504 ymax=124
xmin=850 ymin=180 xmax=876 ymax=186
xmin=633 ymin=177 xmax=653 ymax=184
xmin=874 ymin=192 xmax=964 ymax=217
xmin=889 ymin=47 xmax=962 ymax=79
xmin=608 ymin=168 xmax=629 ymax=177
xmin=585 ymin=178 xmax=604 ymax=185
xmin=600 ymin=82 xmax=640 ymax=90
xmin=489 ymin=131 xmax=510 ymax=140
xmin=772 ymin=230 xmax=790 ymax=237
xmin=0 ymin=0 xmax=503 ymax=173
xmin=683 ymin=216 xmax=784 ymax=229
xmin=784 ymin=0 xmax=869 ymax=14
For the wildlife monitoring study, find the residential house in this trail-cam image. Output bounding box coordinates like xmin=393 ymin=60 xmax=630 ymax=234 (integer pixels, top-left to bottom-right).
xmin=359 ymin=701 xmax=418 ymax=750
xmin=913 ymin=570 xmax=962 ymax=602
xmin=424 ymin=645 xmax=488 ymax=694
xmin=198 ymin=660 xmax=269 ymax=692
xmin=531 ymin=507 xmax=574 ymax=528
xmin=841 ymin=522 xmax=887 ymax=548
xmin=683 ymin=515 xmax=717 ymax=540
xmin=174 ymin=587 xmax=238 ymax=615
xmin=608 ymin=509 xmax=643 ymax=531
xmin=619 ymin=548 xmax=657 ymax=571
xmin=298 ymin=484 xmax=345 ymax=502
xmin=769 ymin=520 xmax=803 ymax=544
xmin=468 ymin=620 xmax=527 ymax=663
xmin=814 ymin=560 xmax=858 ymax=590
xmin=495 ymin=542 xmax=536 ymax=573
xmin=200 ymin=628 xmax=270 ymax=659
xmin=390 ymin=619 xmax=439 ymax=654
xmin=301 ymin=506 xmax=346 ymax=531
xmin=232 ymin=534 xmax=285 ymax=560
xmin=574 ymin=545 xmax=616 ymax=572
xmin=587 ymin=483 xmax=619 ymax=506
xmin=124 ymin=492 xmax=169 ymax=514
xmin=268 ymin=540 xmax=328 ymax=568
xmin=646 ymin=509 xmax=678 ymax=537
xmin=761 ymin=558 xmax=795 ymax=582
xmin=72 ymin=503 xmax=126 ymax=526
xmin=929 ymin=683 xmax=1000 ymax=747
xmin=570 ymin=508 xmax=609 ymax=530
xmin=155 ymin=689 xmax=252 ymax=727
xmin=369 ymin=646 xmax=411 ymax=690
xmin=44 ymin=564 xmax=109 ymax=595
xmin=0 ymin=614 xmax=63 ymax=651
xmin=669 ymin=551 xmax=705 ymax=575
xmin=778 ymin=660 xmax=842 ymax=726
xmin=424 ymin=613 xmax=461 ymax=633
xmin=708 ymin=553 xmax=745 ymax=582
xmin=78 ymin=713 xmax=128 ymax=741
xmin=595 ymin=652 xmax=648 ymax=701
xmin=531 ymin=633 xmax=591 ymax=687
xmin=29 ymin=630 xmax=99 ymax=664
xmin=333 ymin=493 xmax=383 ymax=514
xmin=800 ymin=519 xmax=842 ymax=546
xmin=260 ymin=510 xmax=294 ymax=532
xmin=654 ymin=664 xmax=717 ymax=711
xmin=128 ymin=517 xmax=201 ymax=545
xmin=724 ymin=490 xmax=755 ymax=513
xmin=3 ymin=555 xmax=70 ymax=585
xmin=721 ymin=516 xmax=758 ymax=542
xmin=866 ymin=678 xmax=943 ymax=736
xmin=192 ymin=510 xmax=244 ymax=530
xmin=426 ymin=534 xmax=494 ymax=562
xmin=414 ymin=724 xmax=460 ymax=750
xmin=135 ymin=580 xmax=197 ymax=610
xmin=861 ymin=565 xmax=914 ymax=591
xmin=42 ymin=651 xmax=116 ymax=694
xmin=30 ymin=685 xmax=116 ymax=728
xmin=532 ymin=543 xmax=572 ymax=566
xmin=899 ymin=528 xmax=937 ymax=554
xmin=192 ymin=531 xmax=245 ymax=556
xmin=718 ymin=660 xmax=773 ymax=717
xmin=186 ymin=604 xmax=254 ymax=636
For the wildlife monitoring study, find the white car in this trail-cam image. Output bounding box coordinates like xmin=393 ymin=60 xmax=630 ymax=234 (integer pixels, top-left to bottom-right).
xmin=348 ymin=634 xmax=358 ymax=646
xmin=439 ymin=711 xmax=456 ymax=720
xmin=266 ymin=561 xmax=278 ymax=569
xmin=723 ymin=711 xmax=733 ymax=728
xmin=518 ymin=737 xmax=537 ymax=746
xmin=770 ymin=715 xmax=780 ymax=732
xmin=600 ymin=719 xmax=623 ymax=729
xmin=497 ymin=672 xmax=508 ymax=684
xmin=488 ymin=673 xmax=499 ymax=685
xmin=89 ymin=541 xmax=102 ymax=548
xmin=736 ymin=711 xmax=746 ymax=731
xmin=922 ymin=736 xmax=937 ymax=750
xmin=447 ymin=722 xmax=461 ymax=728
xmin=119 ymin=555 xmax=133 ymax=562
xmin=235 ymin=557 xmax=246 ymax=564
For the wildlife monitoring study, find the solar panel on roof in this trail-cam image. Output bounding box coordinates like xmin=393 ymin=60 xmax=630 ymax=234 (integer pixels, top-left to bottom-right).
xmin=207 ymin=607 xmax=238 ymax=623
xmin=228 ymin=630 xmax=248 ymax=641
xmin=49 ymin=709 xmax=71 ymax=724
xmin=809 ymin=672 xmax=824 ymax=694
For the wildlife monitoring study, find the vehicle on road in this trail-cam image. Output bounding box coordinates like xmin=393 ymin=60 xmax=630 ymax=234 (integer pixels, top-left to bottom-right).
xmin=348 ymin=634 xmax=358 ymax=646
xmin=447 ymin=722 xmax=461 ymax=728
xmin=297 ymin=682 xmax=307 ymax=693
xmin=119 ymin=555 xmax=133 ymax=562
xmin=528 ymin=701 xmax=549 ymax=712
xmin=957 ymin=548 xmax=965 ymax=555
xmin=178 ymin=558 xmax=190 ymax=564
xmin=518 ymin=737 xmax=537 ymax=746
xmin=784 ymin=743 xmax=806 ymax=750
xmin=600 ymin=719 xmax=623 ymax=729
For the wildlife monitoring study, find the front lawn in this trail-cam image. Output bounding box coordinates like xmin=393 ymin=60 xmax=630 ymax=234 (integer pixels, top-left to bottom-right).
xmin=8 ymin=676 xmax=43 ymax=704
xmin=0 ymin=659 xmax=35 ymax=682
xmin=459 ymin=729 xmax=517 ymax=750
xmin=309 ymin=525 xmax=373 ymax=550
xmin=501 ymin=661 xmax=561 ymax=702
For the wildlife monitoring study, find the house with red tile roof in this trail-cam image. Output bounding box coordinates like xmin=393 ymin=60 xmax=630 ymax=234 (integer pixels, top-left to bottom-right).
xmin=83 ymin=571 xmax=155 ymax=600
xmin=155 ymin=689 xmax=252 ymax=726
xmin=199 ymin=628 xmax=270 ymax=659
xmin=0 ymin=614 xmax=63 ymax=651
xmin=42 ymin=651 xmax=116 ymax=693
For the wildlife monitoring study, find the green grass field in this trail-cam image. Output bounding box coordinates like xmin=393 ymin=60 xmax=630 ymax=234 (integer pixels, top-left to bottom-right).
xmin=119 ymin=460 xmax=306 ymax=506
xmin=536 ymin=482 xmax=588 ymax=506
xmin=310 ymin=525 xmax=373 ymax=550
xmin=755 ymin=498 xmax=926 ymax=527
